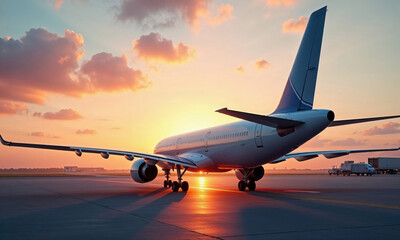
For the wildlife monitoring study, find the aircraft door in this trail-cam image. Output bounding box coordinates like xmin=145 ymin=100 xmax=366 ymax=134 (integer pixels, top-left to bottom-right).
xmin=254 ymin=124 xmax=263 ymax=148
xmin=205 ymin=132 xmax=211 ymax=152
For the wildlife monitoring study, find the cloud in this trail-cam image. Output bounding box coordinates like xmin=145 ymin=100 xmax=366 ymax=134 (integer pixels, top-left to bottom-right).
xmin=0 ymin=28 xmax=149 ymax=105
xmin=255 ymin=59 xmax=270 ymax=70
xmin=34 ymin=109 xmax=83 ymax=120
xmin=235 ymin=66 xmax=244 ymax=73
xmin=115 ymin=0 xmax=233 ymax=29
xmin=302 ymin=136 xmax=330 ymax=148
xmin=79 ymin=52 xmax=150 ymax=91
xmin=76 ymin=129 xmax=97 ymax=135
xmin=133 ymin=32 xmax=194 ymax=63
xmin=51 ymin=0 xmax=87 ymax=9
xmin=331 ymin=138 xmax=365 ymax=146
xmin=364 ymin=122 xmax=400 ymax=136
xmin=31 ymin=132 xmax=45 ymax=137
xmin=266 ymin=0 xmax=298 ymax=7
xmin=282 ymin=16 xmax=308 ymax=33
xmin=208 ymin=4 xmax=234 ymax=25
xmin=0 ymin=102 xmax=28 ymax=116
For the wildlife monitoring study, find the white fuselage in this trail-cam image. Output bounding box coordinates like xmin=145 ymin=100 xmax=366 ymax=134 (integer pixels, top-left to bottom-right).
xmin=154 ymin=109 xmax=333 ymax=172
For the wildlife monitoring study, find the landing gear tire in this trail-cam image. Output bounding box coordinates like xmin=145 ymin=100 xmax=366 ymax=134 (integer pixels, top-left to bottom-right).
xmin=238 ymin=181 xmax=247 ymax=191
xmin=168 ymin=180 xmax=172 ymax=187
xmin=172 ymin=181 xmax=180 ymax=192
xmin=181 ymin=181 xmax=189 ymax=191
xmin=248 ymin=180 xmax=256 ymax=191
xmin=164 ymin=180 xmax=168 ymax=188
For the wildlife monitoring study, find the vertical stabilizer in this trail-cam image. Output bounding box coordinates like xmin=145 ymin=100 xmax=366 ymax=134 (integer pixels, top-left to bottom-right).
xmin=274 ymin=6 xmax=327 ymax=113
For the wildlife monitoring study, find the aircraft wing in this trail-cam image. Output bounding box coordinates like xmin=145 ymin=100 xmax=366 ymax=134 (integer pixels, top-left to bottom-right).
xmin=329 ymin=114 xmax=400 ymax=127
xmin=270 ymin=146 xmax=400 ymax=164
xmin=0 ymin=135 xmax=197 ymax=168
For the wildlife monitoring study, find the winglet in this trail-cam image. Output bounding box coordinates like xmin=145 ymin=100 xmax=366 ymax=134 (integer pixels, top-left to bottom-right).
xmin=0 ymin=135 xmax=11 ymax=146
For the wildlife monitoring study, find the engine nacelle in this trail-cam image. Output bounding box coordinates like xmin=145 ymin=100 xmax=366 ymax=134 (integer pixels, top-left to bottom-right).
xmin=130 ymin=158 xmax=158 ymax=183
xmin=235 ymin=166 xmax=265 ymax=181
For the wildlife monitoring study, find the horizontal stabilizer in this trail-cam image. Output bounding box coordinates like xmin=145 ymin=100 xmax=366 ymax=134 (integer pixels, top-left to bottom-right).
xmin=216 ymin=108 xmax=304 ymax=128
xmin=329 ymin=115 xmax=400 ymax=127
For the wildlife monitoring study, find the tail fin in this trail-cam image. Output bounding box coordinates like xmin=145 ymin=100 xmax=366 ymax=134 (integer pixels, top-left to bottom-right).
xmin=274 ymin=6 xmax=327 ymax=113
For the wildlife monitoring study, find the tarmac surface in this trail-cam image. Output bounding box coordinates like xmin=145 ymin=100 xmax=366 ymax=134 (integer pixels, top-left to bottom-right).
xmin=1 ymin=174 xmax=400 ymax=239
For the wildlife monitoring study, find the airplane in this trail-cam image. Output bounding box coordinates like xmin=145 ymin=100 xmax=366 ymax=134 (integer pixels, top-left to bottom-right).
xmin=1 ymin=6 xmax=399 ymax=192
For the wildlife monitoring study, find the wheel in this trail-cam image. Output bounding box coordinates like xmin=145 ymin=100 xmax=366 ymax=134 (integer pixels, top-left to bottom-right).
xmin=163 ymin=180 xmax=168 ymax=188
xmin=172 ymin=181 xmax=180 ymax=192
xmin=361 ymin=173 xmax=364 ymax=176
xmin=329 ymin=173 xmax=331 ymax=175
xmin=181 ymin=181 xmax=189 ymax=191
xmin=238 ymin=181 xmax=247 ymax=191
xmin=248 ymin=180 xmax=256 ymax=191
xmin=168 ymin=180 xmax=172 ymax=187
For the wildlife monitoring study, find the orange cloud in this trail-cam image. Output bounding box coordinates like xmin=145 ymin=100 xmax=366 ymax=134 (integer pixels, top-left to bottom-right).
xmin=208 ymin=4 xmax=234 ymax=25
xmin=331 ymin=138 xmax=365 ymax=146
xmin=266 ymin=0 xmax=298 ymax=7
xmin=0 ymin=102 xmax=28 ymax=116
xmin=31 ymin=132 xmax=45 ymax=137
xmin=34 ymin=109 xmax=83 ymax=120
xmin=0 ymin=28 xmax=149 ymax=104
xmin=116 ymin=0 xmax=233 ymax=29
xmin=133 ymin=32 xmax=194 ymax=63
xmin=76 ymin=129 xmax=96 ymax=135
xmin=255 ymin=59 xmax=271 ymax=70
xmin=235 ymin=66 xmax=244 ymax=73
xmin=51 ymin=0 xmax=86 ymax=9
xmin=364 ymin=122 xmax=400 ymax=136
xmin=53 ymin=0 xmax=64 ymax=9
xmin=79 ymin=53 xmax=150 ymax=91
xmin=282 ymin=16 xmax=308 ymax=33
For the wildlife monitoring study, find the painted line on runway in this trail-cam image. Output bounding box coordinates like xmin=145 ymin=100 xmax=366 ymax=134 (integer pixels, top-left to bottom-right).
xmin=86 ymin=178 xmax=400 ymax=210
xmin=291 ymin=196 xmax=400 ymax=210
xmin=284 ymin=190 xmax=320 ymax=193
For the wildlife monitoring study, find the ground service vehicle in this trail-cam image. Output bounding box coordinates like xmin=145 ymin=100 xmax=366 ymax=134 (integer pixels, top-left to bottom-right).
xmin=340 ymin=161 xmax=375 ymax=176
xmin=368 ymin=158 xmax=400 ymax=174
xmin=328 ymin=166 xmax=340 ymax=175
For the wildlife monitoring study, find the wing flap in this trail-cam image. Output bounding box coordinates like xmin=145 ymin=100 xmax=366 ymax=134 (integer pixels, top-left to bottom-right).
xmin=0 ymin=135 xmax=197 ymax=168
xmin=216 ymin=108 xmax=304 ymax=128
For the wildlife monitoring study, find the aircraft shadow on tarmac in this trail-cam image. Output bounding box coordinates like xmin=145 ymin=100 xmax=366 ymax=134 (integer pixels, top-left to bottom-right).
xmin=0 ymin=187 xmax=187 ymax=239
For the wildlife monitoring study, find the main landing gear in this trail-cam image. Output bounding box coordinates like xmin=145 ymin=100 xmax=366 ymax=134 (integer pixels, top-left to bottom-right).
xmin=163 ymin=165 xmax=189 ymax=192
xmin=238 ymin=168 xmax=256 ymax=191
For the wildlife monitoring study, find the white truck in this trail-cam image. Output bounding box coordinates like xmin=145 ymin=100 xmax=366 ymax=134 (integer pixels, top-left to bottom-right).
xmin=368 ymin=157 xmax=400 ymax=174
xmin=340 ymin=161 xmax=375 ymax=176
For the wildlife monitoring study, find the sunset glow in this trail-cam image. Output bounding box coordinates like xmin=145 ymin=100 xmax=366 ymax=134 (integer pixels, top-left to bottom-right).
xmin=0 ymin=0 xmax=399 ymax=170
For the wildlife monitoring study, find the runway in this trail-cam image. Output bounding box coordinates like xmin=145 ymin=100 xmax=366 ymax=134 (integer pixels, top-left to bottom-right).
xmin=1 ymin=174 xmax=400 ymax=239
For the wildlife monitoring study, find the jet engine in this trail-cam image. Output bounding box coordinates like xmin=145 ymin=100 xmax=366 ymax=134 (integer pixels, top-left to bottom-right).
xmin=235 ymin=166 xmax=264 ymax=181
xmin=130 ymin=158 xmax=158 ymax=183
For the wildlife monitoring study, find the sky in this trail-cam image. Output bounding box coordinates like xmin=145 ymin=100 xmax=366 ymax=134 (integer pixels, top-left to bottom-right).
xmin=0 ymin=0 xmax=399 ymax=170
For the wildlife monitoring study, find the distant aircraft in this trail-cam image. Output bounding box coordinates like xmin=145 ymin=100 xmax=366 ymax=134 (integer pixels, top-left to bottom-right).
xmin=1 ymin=6 xmax=399 ymax=192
